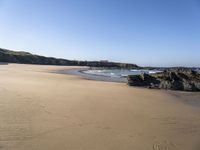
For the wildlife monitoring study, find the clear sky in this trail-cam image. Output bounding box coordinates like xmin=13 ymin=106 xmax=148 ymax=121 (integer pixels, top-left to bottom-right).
xmin=0 ymin=0 xmax=200 ymax=67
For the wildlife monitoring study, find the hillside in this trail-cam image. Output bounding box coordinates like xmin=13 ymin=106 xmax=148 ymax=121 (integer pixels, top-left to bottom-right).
xmin=0 ymin=48 xmax=139 ymax=68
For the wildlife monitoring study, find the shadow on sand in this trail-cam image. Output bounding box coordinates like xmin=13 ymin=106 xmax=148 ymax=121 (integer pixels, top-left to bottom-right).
xmin=0 ymin=62 xmax=9 ymax=65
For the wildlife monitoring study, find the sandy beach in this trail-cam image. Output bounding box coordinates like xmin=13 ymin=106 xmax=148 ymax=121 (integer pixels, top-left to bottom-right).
xmin=0 ymin=64 xmax=200 ymax=150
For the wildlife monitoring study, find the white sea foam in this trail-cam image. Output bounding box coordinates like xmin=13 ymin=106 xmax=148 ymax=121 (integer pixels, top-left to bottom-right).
xmin=83 ymin=69 xmax=161 ymax=78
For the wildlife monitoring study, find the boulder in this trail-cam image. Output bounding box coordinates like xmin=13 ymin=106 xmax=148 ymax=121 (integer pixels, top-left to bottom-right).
xmin=127 ymin=73 xmax=160 ymax=87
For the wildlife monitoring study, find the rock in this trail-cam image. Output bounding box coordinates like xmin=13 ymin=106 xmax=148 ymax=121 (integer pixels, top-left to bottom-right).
xmin=127 ymin=73 xmax=160 ymax=87
xmin=127 ymin=69 xmax=200 ymax=91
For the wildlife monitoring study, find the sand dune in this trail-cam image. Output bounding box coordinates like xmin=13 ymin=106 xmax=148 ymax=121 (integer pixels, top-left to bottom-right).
xmin=0 ymin=64 xmax=200 ymax=150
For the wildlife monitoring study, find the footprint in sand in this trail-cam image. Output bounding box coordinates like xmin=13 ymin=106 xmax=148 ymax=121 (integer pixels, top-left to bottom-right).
xmin=153 ymin=143 xmax=160 ymax=150
xmin=153 ymin=140 xmax=177 ymax=150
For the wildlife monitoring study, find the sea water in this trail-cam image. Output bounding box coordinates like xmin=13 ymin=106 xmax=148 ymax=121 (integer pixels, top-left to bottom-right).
xmin=82 ymin=69 xmax=162 ymax=78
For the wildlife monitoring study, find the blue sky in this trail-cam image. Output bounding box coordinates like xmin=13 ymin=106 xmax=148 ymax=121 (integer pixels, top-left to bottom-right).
xmin=0 ymin=0 xmax=200 ymax=67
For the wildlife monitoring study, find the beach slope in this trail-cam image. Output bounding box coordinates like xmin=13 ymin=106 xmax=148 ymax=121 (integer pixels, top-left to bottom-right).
xmin=0 ymin=64 xmax=200 ymax=150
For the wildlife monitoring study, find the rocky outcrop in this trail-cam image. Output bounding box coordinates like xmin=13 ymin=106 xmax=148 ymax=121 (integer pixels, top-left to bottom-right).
xmin=127 ymin=69 xmax=200 ymax=91
xmin=127 ymin=73 xmax=160 ymax=87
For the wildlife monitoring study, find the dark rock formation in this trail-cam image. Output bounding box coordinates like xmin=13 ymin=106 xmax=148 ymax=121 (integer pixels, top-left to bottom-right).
xmin=127 ymin=73 xmax=160 ymax=87
xmin=127 ymin=69 xmax=200 ymax=91
xmin=0 ymin=48 xmax=139 ymax=69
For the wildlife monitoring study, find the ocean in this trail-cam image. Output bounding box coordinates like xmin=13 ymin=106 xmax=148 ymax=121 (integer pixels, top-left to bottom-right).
xmin=57 ymin=68 xmax=161 ymax=83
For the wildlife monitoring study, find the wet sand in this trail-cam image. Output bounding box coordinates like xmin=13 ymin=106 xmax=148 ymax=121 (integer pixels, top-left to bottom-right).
xmin=0 ymin=64 xmax=200 ymax=150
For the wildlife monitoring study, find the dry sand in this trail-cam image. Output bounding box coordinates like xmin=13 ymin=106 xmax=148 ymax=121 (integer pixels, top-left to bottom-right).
xmin=0 ymin=64 xmax=200 ymax=150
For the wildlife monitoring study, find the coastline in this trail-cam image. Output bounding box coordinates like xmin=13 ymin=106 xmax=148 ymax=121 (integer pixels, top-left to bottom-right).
xmin=0 ymin=64 xmax=200 ymax=150
xmin=55 ymin=68 xmax=127 ymax=83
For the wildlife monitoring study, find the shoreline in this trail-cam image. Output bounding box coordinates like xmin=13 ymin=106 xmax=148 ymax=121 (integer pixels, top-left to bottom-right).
xmin=55 ymin=67 xmax=200 ymax=108
xmin=54 ymin=68 xmax=127 ymax=83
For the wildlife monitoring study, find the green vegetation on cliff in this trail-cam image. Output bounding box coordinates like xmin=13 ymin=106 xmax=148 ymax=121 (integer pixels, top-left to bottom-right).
xmin=0 ymin=48 xmax=139 ymax=68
